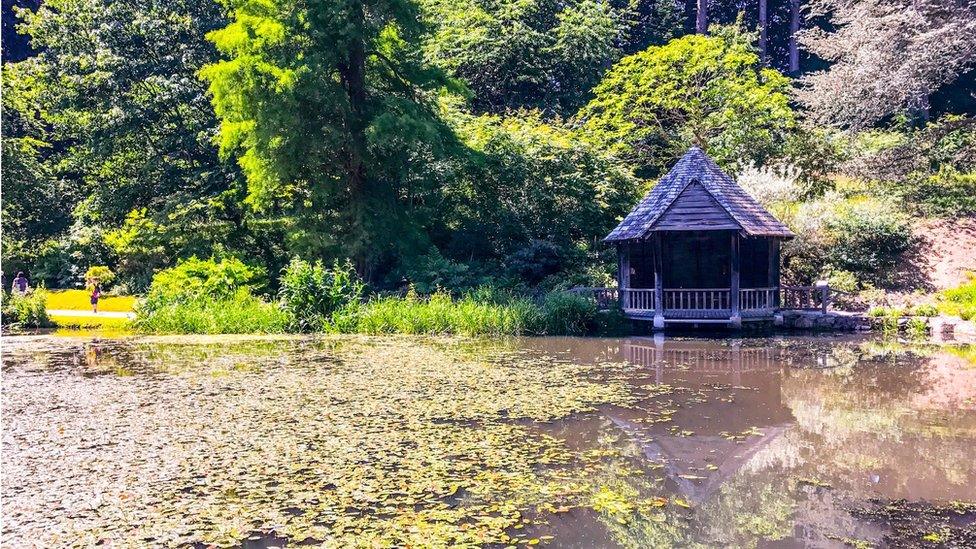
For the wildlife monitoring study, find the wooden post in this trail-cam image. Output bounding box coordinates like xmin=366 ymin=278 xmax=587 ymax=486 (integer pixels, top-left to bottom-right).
xmin=730 ymin=233 xmax=741 ymax=328
xmin=652 ymin=233 xmax=665 ymax=330
xmin=820 ymin=284 xmax=829 ymax=314
xmin=619 ymin=244 xmax=631 ymax=309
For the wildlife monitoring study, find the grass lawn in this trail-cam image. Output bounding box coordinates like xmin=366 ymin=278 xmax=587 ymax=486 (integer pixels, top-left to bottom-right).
xmin=46 ymin=289 xmax=136 ymax=312
xmin=48 ymin=314 xmax=133 ymax=330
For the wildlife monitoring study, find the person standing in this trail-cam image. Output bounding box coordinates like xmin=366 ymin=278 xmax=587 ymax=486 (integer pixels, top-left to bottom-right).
xmin=90 ymin=282 xmax=102 ymax=313
xmin=12 ymin=272 xmax=29 ymax=294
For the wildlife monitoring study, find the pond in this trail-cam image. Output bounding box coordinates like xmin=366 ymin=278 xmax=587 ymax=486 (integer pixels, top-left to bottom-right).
xmin=2 ymin=334 xmax=975 ymax=547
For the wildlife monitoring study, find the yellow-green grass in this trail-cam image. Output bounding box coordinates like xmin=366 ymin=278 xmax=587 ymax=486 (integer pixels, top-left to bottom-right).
xmin=49 ymin=314 xmax=133 ymax=331
xmin=46 ymin=289 xmax=136 ymax=312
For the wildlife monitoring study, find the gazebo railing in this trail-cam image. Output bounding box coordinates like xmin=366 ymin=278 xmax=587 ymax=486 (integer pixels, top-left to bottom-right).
xmin=739 ymin=287 xmax=778 ymax=310
xmin=569 ymin=287 xmax=620 ymax=309
xmin=572 ymin=285 xmax=839 ymax=315
xmin=620 ymin=288 xmax=656 ymax=310
xmin=663 ymin=288 xmax=730 ymax=311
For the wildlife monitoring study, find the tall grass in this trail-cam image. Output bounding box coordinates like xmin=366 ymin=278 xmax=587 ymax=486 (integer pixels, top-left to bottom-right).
xmin=135 ymin=291 xmax=289 ymax=334
xmin=332 ymin=292 xmax=543 ymax=336
xmin=328 ymin=290 xmax=601 ymax=336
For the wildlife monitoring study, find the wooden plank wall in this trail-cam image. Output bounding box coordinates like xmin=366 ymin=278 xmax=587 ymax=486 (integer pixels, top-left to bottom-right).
xmin=652 ymin=181 xmax=741 ymax=231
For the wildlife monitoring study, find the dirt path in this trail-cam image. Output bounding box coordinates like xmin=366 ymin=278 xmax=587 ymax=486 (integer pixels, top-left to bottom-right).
xmin=898 ymin=217 xmax=976 ymax=291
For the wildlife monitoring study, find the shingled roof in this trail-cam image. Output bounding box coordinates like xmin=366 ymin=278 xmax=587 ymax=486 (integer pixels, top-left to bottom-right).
xmin=605 ymin=147 xmax=795 ymax=241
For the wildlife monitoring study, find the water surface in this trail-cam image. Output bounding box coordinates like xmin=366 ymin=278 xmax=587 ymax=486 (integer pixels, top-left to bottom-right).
xmin=2 ymin=334 xmax=975 ymax=547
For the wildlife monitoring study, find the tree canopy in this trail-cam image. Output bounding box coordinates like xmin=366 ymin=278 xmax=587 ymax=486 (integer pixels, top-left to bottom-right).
xmin=2 ymin=0 xmax=975 ymax=292
xmin=577 ymin=27 xmax=795 ymax=177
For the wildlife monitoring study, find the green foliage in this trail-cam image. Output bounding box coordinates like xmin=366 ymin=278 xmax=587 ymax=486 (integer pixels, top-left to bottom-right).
xmin=577 ymin=26 xmax=794 ymax=178
xmin=136 ymin=256 xmax=284 ymax=334
xmin=5 ymin=0 xmax=264 ymax=290
xmin=896 ymin=170 xmax=976 ymax=217
xmin=540 ymin=291 xmax=598 ymax=335
xmin=84 ymin=266 xmax=116 ymax=288
xmin=905 ymin=317 xmax=929 ymax=339
xmin=824 ymin=199 xmax=912 ymax=284
xmin=1 ymin=289 xmax=52 ymax=329
xmin=938 ymin=278 xmax=976 ymax=320
xmin=326 ymin=288 xmax=599 ymax=336
xmin=140 ymin=257 xmax=262 ymax=314
xmin=867 ymin=306 xmax=888 ymax=318
xmin=421 ymin=0 xmax=681 ymax=114
xmin=440 ymin=106 xmax=638 ymax=285
xmin=201 ymin=0 xmax=454 ymax=270
xmin=278 ymin=259 xmax=365 ymax=331
xmin=781 ymin=196 xmax=911 ymax=287
xmin=910 ymin=303 xmax=938 ymax=317
xmin=335 ymin=291 xmax=543 ymax=336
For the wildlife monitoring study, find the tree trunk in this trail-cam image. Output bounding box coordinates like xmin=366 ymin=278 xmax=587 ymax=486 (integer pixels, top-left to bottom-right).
xmin=789 ymin=0 xmax=801 ymax=74
xmin=696 ymin=0 xmax=708 ymax=33
xmin=759 ymin=0 xmax=768 ymax=63
xmin=339 ymin=0 xmax=369 ymax=267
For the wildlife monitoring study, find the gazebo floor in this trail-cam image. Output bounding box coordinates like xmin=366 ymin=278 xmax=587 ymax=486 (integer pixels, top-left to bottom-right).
xmin=622 ymin=308 xmax=777 ymax=325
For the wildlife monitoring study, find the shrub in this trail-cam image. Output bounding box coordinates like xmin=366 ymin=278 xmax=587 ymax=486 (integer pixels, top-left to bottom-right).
xmin=141 ymin=257 xmax=261 ymax=314
xmin=2 ymin=289 xmax=52 ymax=328
xmin=905 ymin=317 xmax=929 ymax=339
xmin=824 ymin=198 xmax=911 ymax=284
xmin=867 ymin=306 xmax=887 ymax=318
xmin=737 ymin=163 xmax=802 ymax=207
xmin=910 ymin=303 xmax=939 ymax=317
xmin=938 ymin=278 xmax=976 ymax=320
xmin=279 ymin=259 xmax=364 ymax=331
xmin=85 ymin=265 xmax=116 ymax=288
xmin=896 ymin=170 xmax=976 ymax=217
xmin=136 ymin=257 xmax=282 ymax=334
xmin=541 ymin=291 xmax=598 ymax=335
xmin=781 ymin=195 xmax=911 ymax=286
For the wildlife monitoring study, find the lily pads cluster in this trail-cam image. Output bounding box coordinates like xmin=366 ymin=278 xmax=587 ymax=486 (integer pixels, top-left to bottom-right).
xmin=2 ymin=336 xmax=662 ymax=547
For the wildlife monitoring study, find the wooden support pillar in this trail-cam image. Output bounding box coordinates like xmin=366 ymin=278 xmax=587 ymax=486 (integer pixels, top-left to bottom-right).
xmin=730 ymin=233 xmax=742 ymax=328
xmin=651 ymin=233 xmax=665 ymax=330
xmin=618 ymin=244 xmax=631 ymax=309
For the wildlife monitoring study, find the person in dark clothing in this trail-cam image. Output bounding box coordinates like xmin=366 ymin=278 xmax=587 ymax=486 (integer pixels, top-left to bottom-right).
xmin=12 ymin=272 xmax=29 ymax=294
xmin=90 ymin=282 xmax=102 ymax=313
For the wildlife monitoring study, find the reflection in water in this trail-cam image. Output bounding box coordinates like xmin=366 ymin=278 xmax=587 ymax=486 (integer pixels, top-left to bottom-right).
xmin=513 ymin=336 xmax=976 ymax=547
xmin=2 ymin=334 xmax=975 ymax=547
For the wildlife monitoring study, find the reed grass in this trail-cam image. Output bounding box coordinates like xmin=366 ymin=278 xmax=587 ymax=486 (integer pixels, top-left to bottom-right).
xmin=135 ymin=293 xmax=289 ymax=334
xmin=333 ymin=293 xmax=544 ymax=336
xmin=329 ymin=290 xmax=600 ymax=336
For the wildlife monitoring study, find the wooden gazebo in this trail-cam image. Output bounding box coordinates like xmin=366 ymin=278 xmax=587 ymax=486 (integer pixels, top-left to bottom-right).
xmin=605 ymin=147 xmax=795 ymax=328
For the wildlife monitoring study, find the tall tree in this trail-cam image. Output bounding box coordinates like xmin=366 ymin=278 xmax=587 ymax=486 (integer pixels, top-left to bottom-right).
xmin=789 ymin=0 xmax=801 ymax=74
xmin=201 ymin=0 xmax=455 ymax=276
xmin=5 ymin=0 xmax=272 ymax=288
xmin=576 ymin=26 xmax=795 ymax=178
xmin=759 ymin=0 xmax=768 ymax=63
xmin=799 ymin=0 xmax=976 ymax=128
xmin=696 ymin=0 xmax=709 ymax=32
